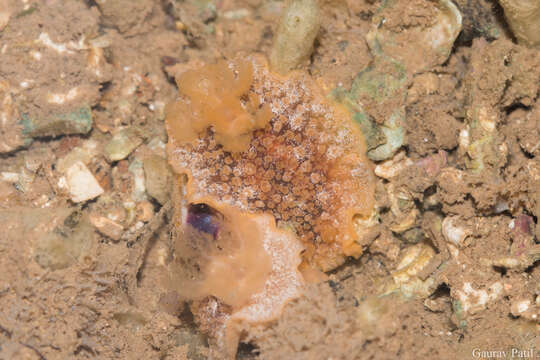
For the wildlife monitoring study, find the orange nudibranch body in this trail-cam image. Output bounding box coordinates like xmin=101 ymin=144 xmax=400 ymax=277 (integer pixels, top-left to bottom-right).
xmin=166 ymin=56 xmax=375 ymax=271
xmin=164 ymin=55 xmax=376 ymax=354
xmin=166 ymin=59 xmax=272 ymax=153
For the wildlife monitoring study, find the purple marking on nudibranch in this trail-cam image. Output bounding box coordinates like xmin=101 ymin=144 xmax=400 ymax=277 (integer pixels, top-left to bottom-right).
xmin=186 ymin=203 xmax=221 ymax=240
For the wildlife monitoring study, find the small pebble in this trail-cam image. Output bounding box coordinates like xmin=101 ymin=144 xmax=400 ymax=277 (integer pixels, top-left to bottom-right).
xmin=89 ymin=213 xmax=124 ymax=240
xmin=65 ymin=161 xmax=104 ymax=202
xmin=104 ymin=129 xmax=143 ymax=162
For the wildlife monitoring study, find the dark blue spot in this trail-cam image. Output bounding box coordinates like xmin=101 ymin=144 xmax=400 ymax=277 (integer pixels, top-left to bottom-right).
xmin=186 ymin=203 xmax=220 ymax=239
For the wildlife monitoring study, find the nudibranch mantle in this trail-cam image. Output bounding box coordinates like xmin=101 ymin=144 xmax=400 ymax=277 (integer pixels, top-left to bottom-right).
xmin=166 ymin=55 xmax=376 ymax=272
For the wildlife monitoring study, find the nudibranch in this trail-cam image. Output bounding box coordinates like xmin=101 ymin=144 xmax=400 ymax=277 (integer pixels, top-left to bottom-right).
xmin=164 ymin=55 xmax=375 ymax=355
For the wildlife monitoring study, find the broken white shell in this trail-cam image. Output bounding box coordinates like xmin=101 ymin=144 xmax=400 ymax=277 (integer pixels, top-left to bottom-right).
xmin=442 ymin=216 xmax=472 ymax=247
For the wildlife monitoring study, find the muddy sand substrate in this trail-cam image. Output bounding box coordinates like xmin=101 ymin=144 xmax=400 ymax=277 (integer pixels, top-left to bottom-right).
xmin=0 ymin=0 xmax=538 ymax=359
